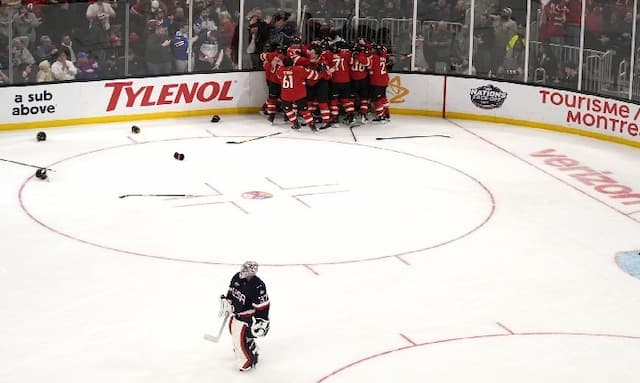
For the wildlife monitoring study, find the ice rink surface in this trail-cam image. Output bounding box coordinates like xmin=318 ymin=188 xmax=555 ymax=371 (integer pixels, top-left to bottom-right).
xmin=1 ymin=114 xmax=640 ymax=382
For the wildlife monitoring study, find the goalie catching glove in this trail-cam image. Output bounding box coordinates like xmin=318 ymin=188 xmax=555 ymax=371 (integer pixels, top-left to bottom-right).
xmin=251 ymin=317 xmax=270 ymax=337
xmin=219 ymin=295 xmax=233 ymax=317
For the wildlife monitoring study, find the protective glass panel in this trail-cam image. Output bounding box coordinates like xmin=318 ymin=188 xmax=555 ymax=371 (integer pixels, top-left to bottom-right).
xmin=590 ymin=0 xmax=633 ymax=96
xmin=419 ymin=0 xmax=472 ymax=74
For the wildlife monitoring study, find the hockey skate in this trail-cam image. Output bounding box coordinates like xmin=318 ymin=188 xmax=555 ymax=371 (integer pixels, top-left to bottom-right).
xmin=309 ymin=123 xmax=318 ymax=133
xmin=291 ymin=121 xmax=301 ymax=130
xmin=318 ymin=122 xmax=332 ymax=130
xmin=267 ymin=113 xmax=275 ymax=123
xmin=343 ymin=113 xmax=355 ymax=125
xmin=371 ymin=115 xmax=388 ymax=123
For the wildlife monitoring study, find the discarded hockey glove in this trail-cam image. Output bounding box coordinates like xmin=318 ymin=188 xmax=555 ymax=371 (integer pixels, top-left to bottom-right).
xmin=218 ymin=295 xmax=233 ymax=317
xmin=251 ymin=317 xmax=270 ymax=337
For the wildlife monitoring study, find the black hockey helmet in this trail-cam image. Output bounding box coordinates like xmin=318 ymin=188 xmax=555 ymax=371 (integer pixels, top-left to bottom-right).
xmin=283 ymin=56 xmax=294 ymax=67
xmin=264 ymin=41 xmax=278 ymax=53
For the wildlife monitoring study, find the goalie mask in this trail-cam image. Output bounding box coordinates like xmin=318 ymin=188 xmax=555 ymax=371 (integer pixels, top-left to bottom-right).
xmin=239 ymin=261 xmax=259 ymax=279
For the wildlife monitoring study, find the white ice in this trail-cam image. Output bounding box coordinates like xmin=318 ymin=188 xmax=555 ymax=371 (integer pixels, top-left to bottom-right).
xmin=1 ymin=115 xmax=639 ymax=383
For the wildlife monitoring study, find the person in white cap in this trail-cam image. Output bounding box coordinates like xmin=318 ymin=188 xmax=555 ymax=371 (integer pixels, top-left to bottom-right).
xmin=219 ymin=261 xmax=270 ymax=371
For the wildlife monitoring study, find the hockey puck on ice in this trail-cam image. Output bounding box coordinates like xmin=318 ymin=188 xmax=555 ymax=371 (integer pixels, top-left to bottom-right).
xmin=210 ymin=115 xmax=221 ymax=123
xmin=36 ymin=131 xmax=47 ymax=141
xmin=35 ymin=168 xmax=48 ymax=180
xmin=131 ymin=125 xmax=141 ymax=134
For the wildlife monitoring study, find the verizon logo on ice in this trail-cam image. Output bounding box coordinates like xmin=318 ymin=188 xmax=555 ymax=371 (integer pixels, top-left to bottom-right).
xmin=531 ymin=148 xmax=640 ymax=207
xmin=104 ymin=80 xmax=233 ymax=111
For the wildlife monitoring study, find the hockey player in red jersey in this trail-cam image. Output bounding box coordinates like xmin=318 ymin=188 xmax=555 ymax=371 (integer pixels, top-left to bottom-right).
xmin=350 ymin=40 xmax=372 ymax=124
xmin=328 ymin=41 xmax=356 ymax=124
xmin=219 ymin=261 xmax=270 ymax=371
xmin=306 ymin=45 xmax=333 ymax=130
xmin=276 ymin=56 xmax=320 ymax=130
xmin=369 ymin=43 xmax=391 ymax=122
xmin=261 ymin=43 xmax=283 ymax=123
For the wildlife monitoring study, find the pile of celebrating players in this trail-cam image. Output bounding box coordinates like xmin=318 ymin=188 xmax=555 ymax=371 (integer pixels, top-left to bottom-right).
xmin=260 ymin=36 xmax=391 ymax=132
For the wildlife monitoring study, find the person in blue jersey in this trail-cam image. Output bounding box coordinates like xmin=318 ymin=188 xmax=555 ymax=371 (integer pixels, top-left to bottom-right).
xmin=219 ymin=261 xmax=270 ymax=371
xmin=173 ymin=22 xmax=197 ymax=73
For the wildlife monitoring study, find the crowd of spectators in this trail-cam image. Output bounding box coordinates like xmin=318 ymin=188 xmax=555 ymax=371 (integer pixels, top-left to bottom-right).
xmin=0 ymin=0 xmax=638 ymax=93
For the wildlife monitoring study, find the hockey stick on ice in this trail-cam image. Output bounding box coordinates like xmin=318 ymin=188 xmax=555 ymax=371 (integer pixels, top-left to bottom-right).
xmin=118 ymin=194 xmax=204 ymax=199
xmin=203 ymin=311 xmax=230 ymax=343
xmin=375 ymin=134 xmax=451 ymax=140
xmin=225 ymin=132 xmax=281 ymax=144
xmin=349 ymin=126 xmax=357 ymax=142
xmin=0 ymin=158 xmax=55 ymax=171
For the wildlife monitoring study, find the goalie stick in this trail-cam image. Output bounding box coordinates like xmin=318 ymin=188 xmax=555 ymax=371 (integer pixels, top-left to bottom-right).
xmin=375 ymin=134 xmax=451 ymax=140
xmin=226 ymin=132 xmax=281 ymax=144
xmin=203 ymin=311 xmax=230 ymax=343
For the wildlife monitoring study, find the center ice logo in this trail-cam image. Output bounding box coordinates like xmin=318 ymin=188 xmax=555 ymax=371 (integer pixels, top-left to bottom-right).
xmin=470 ymin=84 xmax=507 ymax=109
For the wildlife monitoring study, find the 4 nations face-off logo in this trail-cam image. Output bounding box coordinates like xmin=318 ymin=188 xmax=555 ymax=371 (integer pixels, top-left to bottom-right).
xmin=387 ymin=76 xmax=410 ymax=103
xmin=470 ymin=84 xmax=508 ymax=109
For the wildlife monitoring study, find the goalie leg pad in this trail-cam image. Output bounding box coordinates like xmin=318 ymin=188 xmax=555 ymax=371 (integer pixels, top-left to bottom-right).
xmin=231 ymin=317 xmax=256 ymax=370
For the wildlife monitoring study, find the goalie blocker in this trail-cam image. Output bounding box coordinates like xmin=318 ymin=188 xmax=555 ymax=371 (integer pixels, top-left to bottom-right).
xmin=219 ymin=261 xmax=270 ymax=371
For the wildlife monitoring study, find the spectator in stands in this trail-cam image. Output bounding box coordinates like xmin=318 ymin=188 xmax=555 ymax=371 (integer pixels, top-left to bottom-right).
xmin=86 ymin=0 xmax=117 ymax=37
xmin=208 ymin=0 xmax=228 ymax=25
xmin=424 ymin=0 xmax=451 ymax=22
xmin=559 ymin=60 xmax=578 ymax=89
xmin=217 ymin=10 xmax=235 ymax=48
xmin=310 ymin=0 xmax=332 ymax=19
xmin=86 ymin=0 xmax=117 ymax=60
xmin=173 ymin=22 xmax=197 ymax=73
xmin=451 ymin=24 xmax=470 ymax=65
xmin=424 ymin=21 xmax=453 ymax=73
xmin=450 ymin=0 xmax=467 ymax=24
xmin=584 ymin=3 xmax=604 ymax=50
xmin=12 ymin=5 xmax=41 ymax=48
xmin=544 ymin=0 xmax=568 ymax=45
xmin=413 ymin=34 xmax=429 ymax=71
xmin=60 ymin=34 xmax=77 ymax=63
xmin=194 ymin=7 xmax=218 ymax=35
xmin=245 ymin=14 xmax=272 ymax=69
xmin=564 ymin=0 xmax=581 ymax=47
xmin=499 ymin=25 xmax=525 ymax=81
xmin=474 ymin=13 xmax=497 ymax=76
xmin=75 ymin=51 xmax=100 ymax=80
xmin=337 ymin=0 xmax=355 ymax=17
xmin=270 ymin=12 xmax=297 ymax=47
xmin=11 ymin=37 xmax=35 ymax=69
xmin=15 ymin=62 xmax=34 ymax=83
xmin=116 ymin=47 xmax=146 ymax=77
xmin=40 ymin=0 xmax=74 ymax=46
xmin=51 ymin=50 xmax=77 ymax=80
xmin=531 ymin=42 xmax=558 ymax=85
xmin=492 ymin=7 xmax=517 ymax=70
xmin=145 ymin=24 xmax=173 ymax=75
xmin=196 ymin=30 xmax=224 ymax=71
xmin=36 ymin=59 xmax=54 ymax=82
xmin=146 ymin=8 xmax=170 ymax=35
xmin=34 ymin=35 xmax=58 ymax=63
